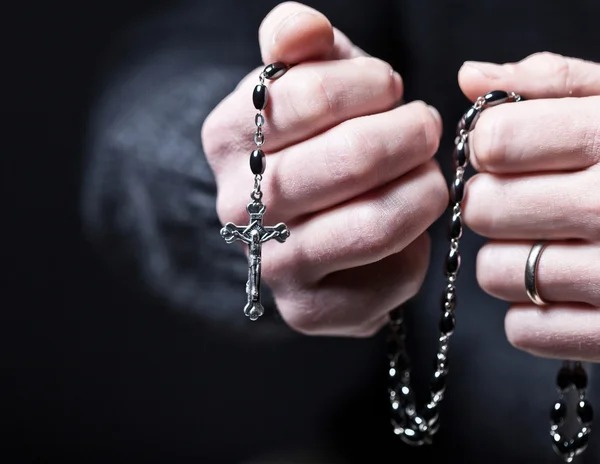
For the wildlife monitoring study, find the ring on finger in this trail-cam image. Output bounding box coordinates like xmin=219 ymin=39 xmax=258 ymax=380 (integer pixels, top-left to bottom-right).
xmin=525 ymin=241 xmax=549 ymax=306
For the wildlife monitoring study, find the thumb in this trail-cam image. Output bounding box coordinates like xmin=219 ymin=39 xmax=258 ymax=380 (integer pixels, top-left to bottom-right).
xmin=258 ymin=1 xmax=365 ymax=65
xmin=458 ymin=51 xmax=600 ymax=101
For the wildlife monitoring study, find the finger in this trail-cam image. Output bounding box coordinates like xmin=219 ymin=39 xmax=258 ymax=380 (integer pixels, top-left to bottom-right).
xmin=505 ymin=304 xmax=600 ymax=362
xmin=459 ymin=51 xmax=600 ymax=101
xmin=283 ymin=160 xmax=447 ymax=281
xmin=259 ymin=1 xmax=364 ymax=64
xmin=469 ymin=96 xmax=600 ymax=174
xmin=477 ymin=241 xmax=600 ymax=307
xmin=205 ymin=56 xmax=403 ymax=174
xmin=275 ymin=233 xmax=430 ymax=337
xmin=218 ymin=101 xmax=441 ymax=224
xmin=462 ymin=170 xmax=600 ymax=241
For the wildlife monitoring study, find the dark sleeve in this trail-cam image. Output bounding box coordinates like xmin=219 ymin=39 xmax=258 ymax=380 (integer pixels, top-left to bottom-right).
xmin=80 ymin=0 xmax=397 ymax=339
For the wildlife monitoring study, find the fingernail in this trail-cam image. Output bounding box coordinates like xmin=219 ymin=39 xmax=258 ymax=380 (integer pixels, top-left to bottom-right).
xmin=462 ymin=61 xmax=505 ymax=78
xmin=273 ymin=12 xmax=317 ymax=44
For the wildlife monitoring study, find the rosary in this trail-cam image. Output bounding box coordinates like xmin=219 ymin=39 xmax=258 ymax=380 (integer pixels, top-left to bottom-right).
xmin=219 ymin=63 xmax=594 ymax=462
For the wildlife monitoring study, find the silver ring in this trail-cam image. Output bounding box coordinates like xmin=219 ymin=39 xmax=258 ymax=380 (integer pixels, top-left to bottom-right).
xmin=525 ymin=242 xmax=548 ymax=306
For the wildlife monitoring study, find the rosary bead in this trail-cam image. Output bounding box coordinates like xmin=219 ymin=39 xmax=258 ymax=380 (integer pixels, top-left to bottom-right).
xmin=463 ymin=106 xmax=481 ymax=132
xmin=551 ymin=433 xmax=572 ymax=456
xmin=483 ymin=90 xmax=510 ymax=106
xmin=401 ymin=427 xmax=426 ymax=446
xmin=440 ymin=311 xmax=455 ymax=335
xmin=449 ymin=211 xmax=462 ymax=240
xmin=573 ymin=430 xmax=590 ymax=454
xmin=431 ymin=371 xmax=447 ymax=394
xmin=577 ymin=400 xmax=594 ymax=426
xmin=451 ymin=175 xmax=465 ymax=203
xmin=422 ymin=402 xmax=440 ymax=426
xmin=453 ymin=138 xmax=469 ymax=169
xmin=572 ymin=364 xmax=588 ymax=390
xmin=556 ymin=366 xmax=573 ymax=391
xmin=250 ymin=149 xmax=266 ymax=175
xmin=445 ymin=248 xmax=461 ymax=276
xmin=253 ymin=84 xmax=269 ymax=110
xmin=263 ymin=62 xmax=289 ymax=80
xmin=386 ymin=91 xmax=529 ymax=449
xmin=550 ymin=401 xmax=567 ymax=427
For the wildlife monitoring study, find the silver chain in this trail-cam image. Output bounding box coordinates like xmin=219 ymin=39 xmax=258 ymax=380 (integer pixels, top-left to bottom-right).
xmin=387 ymin=91 xmax=523 ymax=446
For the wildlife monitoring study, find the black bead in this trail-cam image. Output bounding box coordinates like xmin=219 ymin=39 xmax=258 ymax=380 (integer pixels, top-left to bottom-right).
xmin=250 ymin=149 xmax=266 ymax=175
xmin=572 ymin=364 xmax=588 ymax=390
xmin=550 ymin=401 xmax=566 ymax=427
xmin=551 ymin=432 xmax=572 ymax=456
xmin=463 ymin=106 xmax=481 ymax=131
xmin=556 ymin=366 xmax=573 ymax=391
xmin=422 ymin=403 xmax=440 ymax=425
xmin=456 ymin=114 xmax=466 ymax=135
xmin=577 ymin=400 xmax=594 ymax=425
xmin=449 ymin=211 xmax=462 ymax=240
xmin=450 ymin=176 xmax=465 ymax=203
xmin=263 ymin=62 xmax=288 ymax=80
xmin=445 ymin=248 xmax=461 ymax=275
xmin=573 ymin=431 xmax=590 ymax=453
xmin=484 ymin=90 xmax=509 ymax=106
xmin=434 ymin=357 xmax=449 ymax=373
xmin=453 ymin=139 xmax=469 ymax=168
xmin=401 ymin=427 xmax=426 ymax=446
xmin=440 ymin=311 xmax=455 ymax=335
xmin=431 ymin=371 xmax=446 ymax=394
xmin=253 ymin=84 xmax=268 ymax=110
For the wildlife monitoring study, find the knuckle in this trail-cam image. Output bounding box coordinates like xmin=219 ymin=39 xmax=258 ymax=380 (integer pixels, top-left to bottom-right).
xmin=215 ymin=188 xmax=245 ymax=226
xmin=354 ymin=317 xmax=387 ymax=338
xmin=353 ymin=56 xmax=402 ymax=102
xmin=523 ymin=52 xmax=572 ymax=94
xmin=290 ymin=68 xmax=338 ymax=124
xmin=584 ymin=111 xmax=600 ymax=164
xmin=580 ymin=178 xmax=600 ymax=241
xmin=200 ymin=111 xmax=220 ymax=159
xmin=324 ymin=128 xmax=376 ymax=184
xmin=279 ymin=299 xmax=326 ymax=335
xmin=351 ymin=202 xmax=398 ymax=261
xmin=201 ymin=105 xmax=247 ymax=170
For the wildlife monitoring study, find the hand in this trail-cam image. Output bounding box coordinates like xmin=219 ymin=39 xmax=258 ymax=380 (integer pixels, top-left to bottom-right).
xmin=458 ymin=52 xmax=600 ymax=361
xmin=202 ymin=1 xmax=447 ymax=336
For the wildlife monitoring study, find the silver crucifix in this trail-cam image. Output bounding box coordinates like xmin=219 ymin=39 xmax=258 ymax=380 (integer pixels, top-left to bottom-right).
xmin=220 ymin=201 xmax=289 ymax=320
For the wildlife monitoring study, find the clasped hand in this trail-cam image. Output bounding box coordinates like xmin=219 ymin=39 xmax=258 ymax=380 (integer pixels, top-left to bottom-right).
xmin=203 ymin=2 xmax=600 ymax=362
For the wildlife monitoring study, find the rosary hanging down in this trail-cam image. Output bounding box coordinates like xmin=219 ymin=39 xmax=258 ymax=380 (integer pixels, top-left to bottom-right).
xmin=219 ymin=63 xmax=594 ymax=461
xmin=220 ymin=63 xmax=291 ymax=321
xmin=386 ymin=90 xmax=593 ymax=462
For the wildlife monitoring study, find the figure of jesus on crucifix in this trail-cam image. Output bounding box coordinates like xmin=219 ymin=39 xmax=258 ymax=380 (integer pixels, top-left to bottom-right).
xmin=220 ymin=201 xmax=289 ymax=320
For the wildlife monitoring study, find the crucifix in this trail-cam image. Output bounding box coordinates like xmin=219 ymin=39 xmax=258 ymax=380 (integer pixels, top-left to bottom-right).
xmin=220 ymin=201 xmax=289 ymax=320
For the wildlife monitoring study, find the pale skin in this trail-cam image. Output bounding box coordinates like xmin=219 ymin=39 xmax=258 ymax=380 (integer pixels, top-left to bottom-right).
xmin=203 ymin=2 xmax=600 ymax=362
